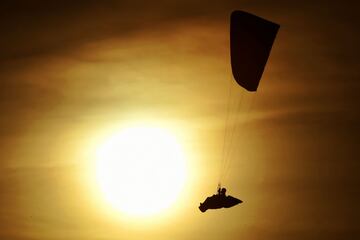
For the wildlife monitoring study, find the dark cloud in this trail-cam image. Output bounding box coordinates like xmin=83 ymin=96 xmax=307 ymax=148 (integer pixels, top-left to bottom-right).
xmin=0 ymin=0 xmax=222 ymax=62
xmin=0 ymin=0 xmax=330 ymax=62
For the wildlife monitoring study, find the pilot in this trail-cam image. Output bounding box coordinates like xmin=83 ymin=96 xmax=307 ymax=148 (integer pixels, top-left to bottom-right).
xmin=217 ymin=187 xmax=227 ymax=196
xmin=220 ymin=187 xmax=226 ymax=196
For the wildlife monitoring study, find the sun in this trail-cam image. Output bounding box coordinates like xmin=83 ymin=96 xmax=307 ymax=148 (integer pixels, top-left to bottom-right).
xmin=95 ymin=125 xmax=186 ymax=217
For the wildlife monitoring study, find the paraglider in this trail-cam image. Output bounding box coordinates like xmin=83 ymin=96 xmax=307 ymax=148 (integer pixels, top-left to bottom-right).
xmin=199 ymin=186 xmax=242 ymax=212
xmin=199 ymin=10 xmax=279 ymax=212
xmin=230 ymin=10 xmax=280 ymax=91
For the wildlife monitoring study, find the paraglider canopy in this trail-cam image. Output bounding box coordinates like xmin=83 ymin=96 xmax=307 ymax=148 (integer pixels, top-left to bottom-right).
xmin=230 ymin=10 xmax=280 ymax=91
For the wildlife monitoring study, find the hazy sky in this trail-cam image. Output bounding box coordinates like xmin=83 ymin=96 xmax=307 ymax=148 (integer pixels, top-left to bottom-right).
xmin=1 ymin=1 xmax=359 ymax=239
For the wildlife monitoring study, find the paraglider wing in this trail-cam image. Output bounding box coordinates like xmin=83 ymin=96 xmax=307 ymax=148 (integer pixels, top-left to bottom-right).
xmin=230 ymin=10 xmax=280 ymax=91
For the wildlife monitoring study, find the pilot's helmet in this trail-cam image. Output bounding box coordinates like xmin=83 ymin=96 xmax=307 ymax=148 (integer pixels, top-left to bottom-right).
xmin=221 ymin=188 xmax=227 ymax=194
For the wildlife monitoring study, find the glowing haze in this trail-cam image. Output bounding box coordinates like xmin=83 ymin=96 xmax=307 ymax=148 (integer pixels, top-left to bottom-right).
xmin=95 ymin=125 xmax=186 ymax=216
xmin=0 ymin=1 xmax=359 ymax=240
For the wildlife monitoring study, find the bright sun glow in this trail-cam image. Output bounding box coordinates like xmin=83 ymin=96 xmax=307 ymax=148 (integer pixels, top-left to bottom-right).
xmin=96 ymin=126 xmax=186 ymax=217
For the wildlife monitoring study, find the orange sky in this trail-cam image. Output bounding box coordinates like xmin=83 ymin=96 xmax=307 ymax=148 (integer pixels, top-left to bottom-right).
xmin=0 ymin=1 xmax=359 ymax=239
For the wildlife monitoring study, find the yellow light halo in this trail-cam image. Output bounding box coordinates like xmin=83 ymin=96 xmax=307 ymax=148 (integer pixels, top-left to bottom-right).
xmin=95 ymin=125 xmax=187 ymax=217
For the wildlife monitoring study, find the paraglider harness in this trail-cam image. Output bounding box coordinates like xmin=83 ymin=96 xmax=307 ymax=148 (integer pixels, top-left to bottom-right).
xmin=198 ymin=184 xmax=242 ymax=212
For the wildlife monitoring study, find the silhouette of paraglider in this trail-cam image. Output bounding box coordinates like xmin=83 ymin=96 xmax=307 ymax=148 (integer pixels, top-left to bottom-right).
xmin=199 ymin=10 xmax=279 ymax=213
xmin=230 ymin=10 xmax=280 ymax=91
xmin=199 ymin=186 xmax=242 ymax=212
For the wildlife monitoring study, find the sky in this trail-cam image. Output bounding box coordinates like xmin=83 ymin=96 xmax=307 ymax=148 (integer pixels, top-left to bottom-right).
xmin=1 ymin=0 xmax=359 ymax=239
